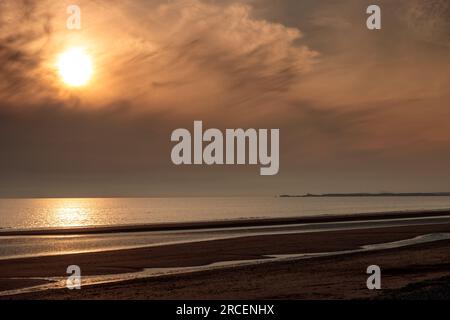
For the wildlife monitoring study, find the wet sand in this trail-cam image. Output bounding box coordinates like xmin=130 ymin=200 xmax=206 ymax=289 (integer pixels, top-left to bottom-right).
xmin=1 ymin=213 xmax=450 ymax=299
xmin=11 ymin=238 xmax=449 ymax=300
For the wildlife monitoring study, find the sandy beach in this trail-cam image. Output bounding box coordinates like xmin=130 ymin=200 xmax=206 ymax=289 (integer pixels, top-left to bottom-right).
xmin=1 ymin=211 xmax=450 ymax=300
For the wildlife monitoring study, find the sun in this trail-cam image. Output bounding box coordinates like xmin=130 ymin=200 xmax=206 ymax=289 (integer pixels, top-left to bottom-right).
xmin=57 ymin=48 xmax=93 ymax=87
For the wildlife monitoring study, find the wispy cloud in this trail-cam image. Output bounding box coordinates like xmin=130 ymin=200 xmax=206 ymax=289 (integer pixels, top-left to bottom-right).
xmin=0 ymin=0 xmax=449 ymax=196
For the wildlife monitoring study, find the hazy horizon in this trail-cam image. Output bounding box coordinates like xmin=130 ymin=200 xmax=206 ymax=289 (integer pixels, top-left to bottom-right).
xmin=3 ymin=191 xmax=450 ymax=200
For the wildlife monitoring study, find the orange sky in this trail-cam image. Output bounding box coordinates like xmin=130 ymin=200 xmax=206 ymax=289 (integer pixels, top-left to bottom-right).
xmin=0 ymin=0 xmax=449 ymax=197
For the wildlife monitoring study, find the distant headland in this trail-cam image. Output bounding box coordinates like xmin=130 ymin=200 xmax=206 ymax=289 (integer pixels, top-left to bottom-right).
xmin=279 ymin=192 xmax=450 ymax=198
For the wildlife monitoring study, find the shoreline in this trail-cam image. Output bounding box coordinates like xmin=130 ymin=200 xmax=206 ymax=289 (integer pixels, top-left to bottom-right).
xmin=1 ymin=212 xmax=450 ymax=299
xmin=4 ymin=236 xmax=450 ymax=300
xmin=2 ymin=209 xmax=450 ymax=236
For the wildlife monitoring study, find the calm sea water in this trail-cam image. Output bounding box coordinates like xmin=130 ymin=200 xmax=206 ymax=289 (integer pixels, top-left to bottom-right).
xmin=1 ymin=197 xmax=450 ymax=230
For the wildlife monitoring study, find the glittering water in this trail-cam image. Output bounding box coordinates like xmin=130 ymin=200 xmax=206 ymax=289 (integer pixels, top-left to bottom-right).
xmin=1 ymin=197 xmax=450 ymax=230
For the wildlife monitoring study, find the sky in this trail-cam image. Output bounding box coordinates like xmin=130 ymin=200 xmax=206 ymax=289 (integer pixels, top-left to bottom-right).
xmin=0 ymin=0 xmax=449 ymax=197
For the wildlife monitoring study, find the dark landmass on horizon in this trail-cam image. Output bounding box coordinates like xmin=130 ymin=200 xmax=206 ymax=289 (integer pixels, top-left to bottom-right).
xmin=280 ymin=192 xmax=450 ymax=198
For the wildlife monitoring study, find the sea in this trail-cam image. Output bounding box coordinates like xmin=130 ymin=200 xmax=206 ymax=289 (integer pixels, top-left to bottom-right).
xmin=1 ymin=196 xmax=450 ymax=230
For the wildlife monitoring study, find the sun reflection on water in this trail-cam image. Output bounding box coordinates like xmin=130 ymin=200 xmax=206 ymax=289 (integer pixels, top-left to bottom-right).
xmin=52 ymin=199 xmax=90 ymax=227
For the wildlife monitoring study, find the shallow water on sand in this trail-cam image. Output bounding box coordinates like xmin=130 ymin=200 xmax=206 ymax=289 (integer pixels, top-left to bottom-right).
xmin=2 ymin=214 xmax=450 ymax=260
xmin=2 ymin=232 xmax=449 ymax=297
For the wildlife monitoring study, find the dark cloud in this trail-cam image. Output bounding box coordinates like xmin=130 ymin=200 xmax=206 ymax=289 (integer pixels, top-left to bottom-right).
xmin=0 ymin=0 xmax=55 ymax=102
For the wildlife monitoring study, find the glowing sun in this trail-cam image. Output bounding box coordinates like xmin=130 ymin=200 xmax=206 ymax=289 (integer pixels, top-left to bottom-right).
xmin=57 ymin=48 xmax=93 ymax=87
